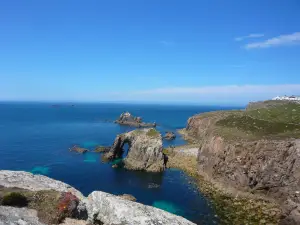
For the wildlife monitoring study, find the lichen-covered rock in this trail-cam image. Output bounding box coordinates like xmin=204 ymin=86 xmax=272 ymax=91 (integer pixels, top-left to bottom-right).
xmin=103 ymin=129 xmax=164 ymax=172
xmin=115 ymin=112 xmax=156 ymax=127
xmin=0 ymin=170 xmax=83 ymax=199
xmin=0 ymin=171 xmax=196 ymax=225
xmin=86 ymin=191 xmax=196 ymax=225
xmin=0 ymin=206 xmax=45 ymax=225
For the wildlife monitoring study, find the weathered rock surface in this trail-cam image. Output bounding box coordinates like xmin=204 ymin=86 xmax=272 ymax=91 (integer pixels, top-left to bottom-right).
xmin=103 ymin=129 xmax=164 ymax=172
xmin=163 ymin=131 xmax=176 ymax=140
xmin=183 ymin=101 xmax=300 ymax=224
xmin=0 ymin=206 xmax=45 ymax=225
xmin=118 ymin=194 xmax=137 ymax=202
xmin=0 ymin=170 xmax=83 ymax=199
xmin=0 ymin=170 xmax=195 ymax=225
xmin=115 ymin=112 xmax=156 ymax=127
xmin=86 ymin=191 xmax=195 ymax=225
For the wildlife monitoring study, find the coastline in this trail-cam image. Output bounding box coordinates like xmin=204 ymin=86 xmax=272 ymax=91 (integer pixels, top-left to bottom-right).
xmin=166 ymin=136 xmax=281 ymax=225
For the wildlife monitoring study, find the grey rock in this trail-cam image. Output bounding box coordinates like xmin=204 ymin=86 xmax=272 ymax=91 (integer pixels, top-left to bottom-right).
xmin=0 ymin=170 xmax=84 ymax=199
xmin=0 ymin=171 xmax=196 ymax=225
xmin=103 ymin=129 xmax=164 ymax=172
xmin=86 ymin=191 xmax=196 ymax=225
xmin=0 ymin=206 xmax=45 ymax=225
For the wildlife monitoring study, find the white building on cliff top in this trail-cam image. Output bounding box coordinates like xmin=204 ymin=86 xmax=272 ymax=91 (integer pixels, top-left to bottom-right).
xmin=272 ymin=95 xmax=300 ymax=101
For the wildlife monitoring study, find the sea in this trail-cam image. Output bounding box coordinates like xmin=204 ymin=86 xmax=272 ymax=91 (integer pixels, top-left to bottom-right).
xmin=0 ymin=102 xmax=241 ymax=224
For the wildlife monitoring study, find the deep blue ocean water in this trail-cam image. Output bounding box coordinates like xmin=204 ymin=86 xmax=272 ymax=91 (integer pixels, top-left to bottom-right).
xmin=0 ymin=102 xmax=240 ymax=224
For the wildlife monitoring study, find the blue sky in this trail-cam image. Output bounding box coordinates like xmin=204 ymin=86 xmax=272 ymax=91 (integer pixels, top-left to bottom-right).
xmin=1 ymin=0 xmax=300 ymax=105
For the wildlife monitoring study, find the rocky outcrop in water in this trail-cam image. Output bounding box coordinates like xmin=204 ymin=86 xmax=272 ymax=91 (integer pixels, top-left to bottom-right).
xmin=163 ymin=131 xmax=176 ymax=140
xmin=69 ymin=145 xmax=88 ymax=154
xmin=94 ymin=146 xmax=111 ymax=153
xmin=115 ymin=112 xmax=156 ymax=127
xmin=0 ymin=170 xmax=195 ymax=225
xmin=103 ymin=129 xmax=164 ymax=172
xmin=183 ymin=100 xmax=300 ymax=224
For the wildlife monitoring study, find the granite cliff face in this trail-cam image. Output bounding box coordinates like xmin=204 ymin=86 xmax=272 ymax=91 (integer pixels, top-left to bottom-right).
xmin=183 ymin=101 xmax=300 ymax=224
xmin=0 ymin=170 xmax=195 ymax=225
xmin=103 ymin=129 xmax=164 ymax=172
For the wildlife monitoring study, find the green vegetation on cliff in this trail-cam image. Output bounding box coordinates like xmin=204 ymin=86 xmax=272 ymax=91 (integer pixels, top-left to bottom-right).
xmin=213 ymin=101 xmax=300 ymax=140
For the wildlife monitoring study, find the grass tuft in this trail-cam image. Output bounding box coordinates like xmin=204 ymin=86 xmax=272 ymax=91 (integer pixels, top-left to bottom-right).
xmin=146 ymin=128 xmax=160 ymax=137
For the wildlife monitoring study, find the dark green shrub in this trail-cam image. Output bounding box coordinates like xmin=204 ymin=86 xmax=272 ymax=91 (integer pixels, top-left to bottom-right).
xmin=2 ymin=192 xmax=28 ymax=207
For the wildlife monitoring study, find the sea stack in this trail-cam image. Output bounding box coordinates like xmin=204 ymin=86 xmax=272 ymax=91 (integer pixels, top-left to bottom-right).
xmin=103 ymin=128 xmax=164 ymax=172
xmin=115 ymin=112 xmax=156 ymax=127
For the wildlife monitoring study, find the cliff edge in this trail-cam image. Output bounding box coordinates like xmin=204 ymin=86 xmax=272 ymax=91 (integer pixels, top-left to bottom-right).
xmin=182 ymin=100 xmax=300 ymax=224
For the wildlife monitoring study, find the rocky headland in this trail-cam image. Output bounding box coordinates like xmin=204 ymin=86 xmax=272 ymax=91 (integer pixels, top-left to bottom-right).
xmin=176 ymin=100 xmax=300 ymax=224
xmin=0 ymin=170 xmax=195 ymax=225
xmin=115 ymin=112 xmax=156 ymax=127
xmin=103 ymin=128 xmax=165 ymax=172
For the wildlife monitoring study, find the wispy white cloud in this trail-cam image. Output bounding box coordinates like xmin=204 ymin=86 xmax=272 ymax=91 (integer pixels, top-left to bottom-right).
xmin=245 ymin=32 xmax=300 ymax=49
xmin=235 ymin=33 xmax=264 ymax=41
xmin=109 ymin=84 xmax=300 ymax=104
xmin=134 ymin=84 xmax=300 ymax=95
xmin=159 ymin=40 xmax=175 ymax=46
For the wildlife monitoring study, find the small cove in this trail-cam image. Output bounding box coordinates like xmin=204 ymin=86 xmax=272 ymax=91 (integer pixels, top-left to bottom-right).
xmin=0 ymin=103 xmax=238 ymax=224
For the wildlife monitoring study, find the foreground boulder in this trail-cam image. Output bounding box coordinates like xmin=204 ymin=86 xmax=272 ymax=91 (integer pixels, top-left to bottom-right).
xmin=103 ymin=129 xmax=164 ymax=172
xmin=115 ymin=112 xmax=156 ymax=127
xmin=86 ymin=191 xmax=195 ymax=225
xmin=0 ymin=206 xmax=45 ymax=225
xmin=163 ymin=131 xmax=176 ymax=140
xmin=183 ymin=100 xmax=300 ymax=224
xmin=0 ymin=170 xmax=195 ymax=225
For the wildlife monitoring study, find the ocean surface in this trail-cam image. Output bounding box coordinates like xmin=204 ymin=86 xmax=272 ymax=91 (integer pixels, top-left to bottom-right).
xmin=0 ymin=102 xmax=240 ymax=224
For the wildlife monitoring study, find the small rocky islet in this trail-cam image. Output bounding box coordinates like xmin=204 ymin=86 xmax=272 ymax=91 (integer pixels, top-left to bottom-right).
xmin=2 ymin=100 xmax=300 ymax=225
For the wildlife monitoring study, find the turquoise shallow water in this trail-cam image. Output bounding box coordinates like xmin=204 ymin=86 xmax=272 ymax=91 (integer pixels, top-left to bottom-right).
xmin=0 ymin=102 xmax=240 ymax=224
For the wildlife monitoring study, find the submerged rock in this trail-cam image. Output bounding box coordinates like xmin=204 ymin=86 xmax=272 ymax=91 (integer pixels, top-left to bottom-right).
xmin=115 ymin=112 xmax=156 ymax=127
xmin=103 ymin=129 xmax=164 ymax=172
xmin=163 ymin=131 xmax=176 ymax=140
xmin=0 ymin=170 xmax=196 ymax=225
xmin=70 ymin=145 xmax=88 ymax=154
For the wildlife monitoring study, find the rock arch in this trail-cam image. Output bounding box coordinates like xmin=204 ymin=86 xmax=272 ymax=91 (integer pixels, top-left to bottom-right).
xmin=103 ymin=129 xmax=164 ymax=172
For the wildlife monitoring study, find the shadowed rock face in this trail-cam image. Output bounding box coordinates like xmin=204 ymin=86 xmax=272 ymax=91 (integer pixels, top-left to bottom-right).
xmin=103 ymin=129 xmax=164 ymax=172
xmin=115 ymin=112 xmax=156 ymax=127
xmin=183 ymin=101 xmax=300 ymax=225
